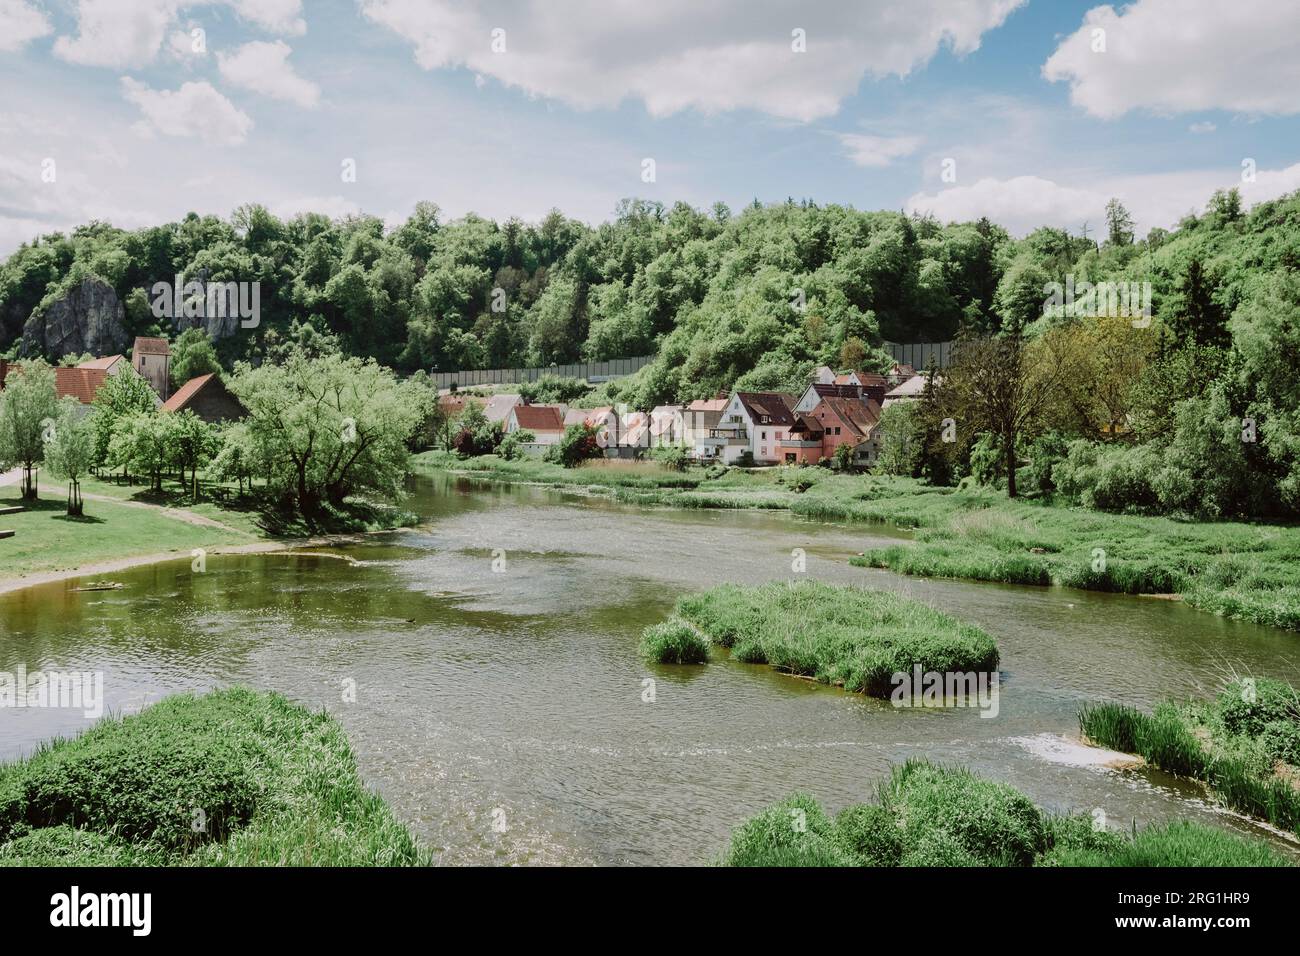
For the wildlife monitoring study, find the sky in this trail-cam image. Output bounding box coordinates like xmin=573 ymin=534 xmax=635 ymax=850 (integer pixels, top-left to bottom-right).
xmin=1 ymin=0 xmax=1299 ymax=255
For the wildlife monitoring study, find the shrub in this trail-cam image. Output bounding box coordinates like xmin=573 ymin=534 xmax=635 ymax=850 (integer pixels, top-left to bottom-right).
xmin=722 ymin=792 xmax=854 ymax=867
xmin=639 ymin=619 xmax=709 ymax=664
xmin=0 ymin=688 xmax=429 ymax=866
xmin=496 ymin=429 xmax=534 ymax=461
xmin=1216 ymin=678 xmax=1300 ymax=739
xmin=879 ymin=760 xmax=1047 ymax=866
xmin=674 ymin=581 xmax=999 ymax=698
xmin=832 ymin=804 xmax=902 ymax=866
xmin=547 ymin=423 xmax=603 ymax=467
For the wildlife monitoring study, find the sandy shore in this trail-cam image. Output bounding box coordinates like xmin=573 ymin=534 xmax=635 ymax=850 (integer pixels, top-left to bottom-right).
xmin=0 ymin=531 xmax=401 ymax=597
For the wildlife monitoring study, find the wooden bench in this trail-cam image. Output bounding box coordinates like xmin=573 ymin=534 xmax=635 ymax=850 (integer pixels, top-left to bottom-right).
xmin=0 ymin=506 xmax=22 ymax=516
xmin=0 ymin=530 xmax=14 ymax=539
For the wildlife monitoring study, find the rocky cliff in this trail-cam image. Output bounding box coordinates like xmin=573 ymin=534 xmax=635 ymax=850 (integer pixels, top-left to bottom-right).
xmin=19 ymin=276 xmax=129 ymax=358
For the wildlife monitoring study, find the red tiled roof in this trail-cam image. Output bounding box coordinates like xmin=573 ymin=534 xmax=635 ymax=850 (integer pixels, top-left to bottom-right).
xmin=816 ymin=396 xmax=882 ymax=441
xmin=162 ymin=373 xmax=215 ymax=412
xmin=0 ymin=362 xmax=109 ymax=404
xmin=835 ymin=370 xmax=887 ymax=387
xmin=134 ymin=336 xmax=170 ymax=356
xmin=78 ymin=354 xmax=125 ymax=370
xmin=511 ymin=404 xmax=565 ymax=432
xmin=56 ymin=367 xmax=109 ymax=404
xmin=735 ymin=391 xmax=796 ymax=427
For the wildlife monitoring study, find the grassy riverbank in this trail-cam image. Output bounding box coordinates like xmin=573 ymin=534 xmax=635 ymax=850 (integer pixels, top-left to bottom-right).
xmin=722 ymin=759 xmax=1292 ymax=867
xmin=1080 ymin=679 xmax=1300 ymax=835
xmin=0 ymin=473 xmax=415 ymax=587
xmin=0 ymin=688 xmax=429 ymax=866
xmin=662 ymin=581 xmax=998 ymax=697
xmin=416 ymin=451 xmax=1300 ymax=632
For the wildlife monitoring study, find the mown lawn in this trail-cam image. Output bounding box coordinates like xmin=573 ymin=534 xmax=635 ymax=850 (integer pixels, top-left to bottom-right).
xmin=0 ymin=488 xmax=248 ymax=582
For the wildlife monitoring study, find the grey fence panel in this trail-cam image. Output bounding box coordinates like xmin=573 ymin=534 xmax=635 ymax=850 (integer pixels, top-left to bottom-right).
xmin=429 ymin=344 xmax=950 ymax=389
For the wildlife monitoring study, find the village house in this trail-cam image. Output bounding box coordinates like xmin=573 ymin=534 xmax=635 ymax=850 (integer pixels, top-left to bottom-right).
xmin=882 ymin=372 xmax=935 ymax=409
xmin=77 ymin=354 xmax=130 ymax=376
xmin=714 ymin=391 xmax=798 ymax=465
xmin=161 ymin=373 xmax=246 ymax=425
xmin=0 ymin=359 xmax=130 ymax=416
xmin=483 ymin=393 xmax=523 ymax=424
xmin=505 ymin=403 xmax=565 ymax=447
xmin=649 ymin=405 xmax=684 ymax=446
xmin=793 ymin=380 xmax=885 ymax=414
xmin=683 ymin=398 xmax=728 ymax=460
xmin=132 ymin=336 xmax=171 ymax=399
xmin=885 ymin=362 xmax=917 ymax=386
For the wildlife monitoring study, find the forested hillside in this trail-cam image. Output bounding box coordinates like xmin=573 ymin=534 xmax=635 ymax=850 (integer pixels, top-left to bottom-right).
xmin=2 ymin=187 xmax=1298 ymax=416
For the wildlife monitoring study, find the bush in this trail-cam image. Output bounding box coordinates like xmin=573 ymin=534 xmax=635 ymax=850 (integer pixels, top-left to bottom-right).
xmin=674 ymin=581 xmax=999 ymax=698
xmin=722 ymin=792 xmax=855 ymax=867
xmin=832 ymin=804 xmax=902 ymax=866
xmin=0 ymin=688 xmax=429 ymax=866
xmin=879 ymin=760 xmax=1047 ymax=866
xmin=1052 ymin=439 xmax=1161 ymax=513
xmin=639 ymin=619 xmax=710 ymax=664
xmin=496 ymin=429 xmax=534 ymax=461
xmin=1216 ymin=678 xmax=1300 ymax=739
xmin=547 ymin=423 xmax=603 ymax=467
xmin=651 ymin=444 xmax=690 ymax=472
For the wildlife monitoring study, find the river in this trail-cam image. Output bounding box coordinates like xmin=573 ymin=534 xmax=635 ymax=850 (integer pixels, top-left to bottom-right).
xmin=3 ymin=472 xmax=1299 ymax=864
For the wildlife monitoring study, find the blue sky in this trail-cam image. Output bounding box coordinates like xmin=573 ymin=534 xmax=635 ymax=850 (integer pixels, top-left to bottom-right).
xmin=1 ymin=0 xmax=1298 ymax=254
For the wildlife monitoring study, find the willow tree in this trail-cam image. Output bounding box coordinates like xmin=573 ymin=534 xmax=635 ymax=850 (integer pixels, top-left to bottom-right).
xmin=228 ymin=352 xmax=427 ymax=513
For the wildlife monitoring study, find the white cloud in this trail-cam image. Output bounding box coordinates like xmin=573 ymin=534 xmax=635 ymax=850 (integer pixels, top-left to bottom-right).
xmin=121 ymin=77 xmax=253 ymax=144
xmin=837 ymin=132 xmax=921 ymax=168
xmin=1043 ymin=0 xmax=1300 ymax=119
xmin=218 ymin=40 xmax=319 ymax=108
xmin=0 ymin=0 xmax=52 ymax=52
xmin=360 ymin=0 xmax=1026 ymax=121
xmin=906 ymin=163 xmax=1300 ymax=237
xmin=1188 ymin=121 xmax=1216 ymax=134
xmin=54 ymin=0 xmax=304 ymax=68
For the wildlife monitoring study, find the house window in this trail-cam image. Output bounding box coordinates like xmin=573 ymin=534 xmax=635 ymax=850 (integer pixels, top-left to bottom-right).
xmin=761 ymin=431 xmax=766 ymax=439
xmin=834 ymin=426 xmax=841 ymax=435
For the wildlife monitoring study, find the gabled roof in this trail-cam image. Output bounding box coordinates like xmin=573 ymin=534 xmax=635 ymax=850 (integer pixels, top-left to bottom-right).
xmin=133 ymin=336 xmax=170 ymax=356
xmin=788 ymin=414 xmax=825 ymax=436
xmin=686 ymin=398 xmax=727 ymax=412
xmin=483 ymin=393 xmax=522 ymax=422
xmin=816 ymin=396 xmax=882 ymax=441
xmin=734 ymin=391 xmax=796 ymax=427
xmin=835 ymin=370 xmax=887 ymax=387
xmin=807 ymin=382 xmax=866 ymax=401
xmin=78 ymin=354 xmax=126 ymax=370
xmin=511 ymin=404 xmax=565 ymax=432
xmin=162 ymin=373 xmax=216 ymax=412
xmin=58 ymin=367 xmax=110 ymax=404
xmin=0 ymin=362 xmax=109 ymax=404
xmin=884 ymin=373 xmax=934 ymax=399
